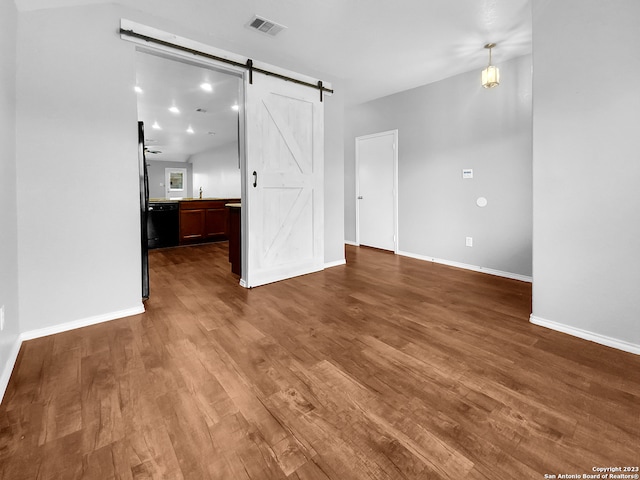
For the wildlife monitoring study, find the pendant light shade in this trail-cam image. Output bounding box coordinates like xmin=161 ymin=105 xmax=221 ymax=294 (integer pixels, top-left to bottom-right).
xmin=481 ymin=43 xmax=500 ymax=88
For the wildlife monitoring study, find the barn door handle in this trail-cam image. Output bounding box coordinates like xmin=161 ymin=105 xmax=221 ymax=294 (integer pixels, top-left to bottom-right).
xmin=252 ymin=171 xmax=258 ymax=188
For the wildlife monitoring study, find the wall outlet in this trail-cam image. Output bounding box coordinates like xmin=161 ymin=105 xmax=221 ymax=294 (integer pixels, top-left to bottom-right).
xmin=0 ymin=305 xmax=4 ymax=331
xmin=466 ymin=237 xmax=473 ymax=247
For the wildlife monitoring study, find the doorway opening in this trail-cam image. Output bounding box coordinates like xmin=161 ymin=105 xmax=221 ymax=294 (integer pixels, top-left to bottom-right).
xmin=134 ymin=48 xmax=243 ymax=297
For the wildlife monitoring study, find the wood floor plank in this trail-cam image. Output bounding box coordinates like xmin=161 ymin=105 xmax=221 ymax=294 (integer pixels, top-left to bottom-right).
xmin=1 ymin=242 xmax=639 ymax=479
xmin=308 ymin=359 xmax=474 ymax=479
xmin=124 ymin=424 xmax=185 ymax=479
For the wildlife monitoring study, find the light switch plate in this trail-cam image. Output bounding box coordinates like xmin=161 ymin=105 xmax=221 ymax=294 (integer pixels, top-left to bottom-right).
xmin=462 ymin=169 xmax=473 ymax=179
xmin=466 ymin=237 xmax=473 ymax=247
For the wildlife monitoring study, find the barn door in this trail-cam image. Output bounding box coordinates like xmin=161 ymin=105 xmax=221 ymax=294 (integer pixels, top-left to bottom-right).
xmin=244 ymin=72 xmax=324 ymax=287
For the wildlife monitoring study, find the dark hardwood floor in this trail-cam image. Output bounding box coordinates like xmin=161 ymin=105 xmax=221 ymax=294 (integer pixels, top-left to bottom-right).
xmin=1 ymin=243 xmax=638 ymax=479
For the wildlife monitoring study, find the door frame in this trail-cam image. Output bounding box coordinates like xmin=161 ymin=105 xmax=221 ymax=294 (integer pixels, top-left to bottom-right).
xmin=355 ymin=129 xmax=399 ymax=253
xmin=128 ymin=38 xmax=248 ymax=282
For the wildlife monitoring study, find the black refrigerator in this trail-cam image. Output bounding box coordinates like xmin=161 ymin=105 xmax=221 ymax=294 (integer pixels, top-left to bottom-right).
xmin=138 ymin=121 xmax=150 ymax=300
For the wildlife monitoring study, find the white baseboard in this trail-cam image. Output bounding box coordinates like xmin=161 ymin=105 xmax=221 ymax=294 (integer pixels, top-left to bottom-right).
xmin=396 ymin=250 xmax=533 ymax=283
xmin=345 ymin=240 xmax=358 ymax=246
xmin=1 ymin=304 xmax=145 ymax=404
xmin=530 ymin=315 xmax=640 ymax=355
xmin=0 ymin=336 xmax=23 ymax=404
xmin=325 ymin=259 xmax=346 ymax=268
xmin=20 ymin=305 xmax=145 ymax=342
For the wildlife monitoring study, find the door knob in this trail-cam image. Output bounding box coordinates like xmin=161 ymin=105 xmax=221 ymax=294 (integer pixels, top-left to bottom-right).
xmin=357 ymin=196 xmax=363 ymax=199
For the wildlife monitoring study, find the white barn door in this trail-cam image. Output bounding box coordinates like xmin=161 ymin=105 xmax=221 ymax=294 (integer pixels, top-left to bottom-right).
xmin=244 ymin=72 xmax=324 ymax=287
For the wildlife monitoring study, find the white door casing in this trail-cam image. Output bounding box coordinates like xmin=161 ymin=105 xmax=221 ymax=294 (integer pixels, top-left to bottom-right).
xmin=356 ymin=130 xmax=398 ymax=252
xmin=244 ymin=71 xmax=324 ymax=287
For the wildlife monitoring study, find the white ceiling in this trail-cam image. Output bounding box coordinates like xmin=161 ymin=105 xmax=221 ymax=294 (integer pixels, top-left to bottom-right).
xmin=15 ymin=0 xmax=532 ymax=106
xmin=135 ymin=51 xmax=240 ymax=162
xmin=15 ymin=0 xmax=532 ymax=161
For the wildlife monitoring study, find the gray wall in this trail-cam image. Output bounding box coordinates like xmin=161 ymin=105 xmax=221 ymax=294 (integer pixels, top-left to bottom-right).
xmin=147 ymin=160 xmax=193 ymax=199
xmin=532 ymin=0 xmax=640 ymax=349
xmin=17 ymin=5 xmax=143 ymax=333
xmin=345 ymin=55 xmax=533 ymax=277
xmin=12 ymin=2 xmax=345 ymax=341
xmin=190 ymin=142 xmax=241 ymax=199
xmin=0 ymin=0 xmax=20 ymax=394
xmin=324 ymin=82 xmax=345 ymax=265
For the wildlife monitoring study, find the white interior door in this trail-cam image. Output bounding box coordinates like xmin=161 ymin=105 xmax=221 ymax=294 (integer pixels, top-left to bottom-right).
xmin=165 ymin=167 xmax=188 ymax=199
xmin=244 ymin=71 xmax=324 ymax=287
xmin=356 ymin=130 xmax=398 ymax=251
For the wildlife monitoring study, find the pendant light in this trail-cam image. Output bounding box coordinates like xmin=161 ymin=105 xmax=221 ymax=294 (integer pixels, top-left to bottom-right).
xmin=481 ymin=43 xmax=500 ymax=89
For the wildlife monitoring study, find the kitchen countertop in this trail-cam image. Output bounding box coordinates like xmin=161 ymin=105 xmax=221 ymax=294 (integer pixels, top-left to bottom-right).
xmin=149 ymin=197 xmax=238 ymax=203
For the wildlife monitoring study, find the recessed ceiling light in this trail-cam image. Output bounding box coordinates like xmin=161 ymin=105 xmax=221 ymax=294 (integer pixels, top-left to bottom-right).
xmin=134 ymin=85 xmax=143 ymax=94
xmin=200 ymin=82 xmax=213 ymax=92
xmin=169 ymin=106 xmax=180 ymax=114
xmin=186 ymin=126 xmax=194 ymax=134
xmin=152 ymin=121 xmax=161 ymax=130
xmin=231 ymin=104 xmax=239 ymax=111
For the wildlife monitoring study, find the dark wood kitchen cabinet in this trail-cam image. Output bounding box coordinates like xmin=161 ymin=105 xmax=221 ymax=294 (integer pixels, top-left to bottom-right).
xmin=179 ymin=207 xmax=206 ymax=243
xmin=204 ymin=207 xmax=227 ymax=239
xmin=179 ymin=199 xmax=239 ymax=245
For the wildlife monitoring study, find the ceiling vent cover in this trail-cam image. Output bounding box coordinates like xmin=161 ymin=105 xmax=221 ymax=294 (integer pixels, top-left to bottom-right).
xmin=246 ymin=15 xmax=287 ymax=37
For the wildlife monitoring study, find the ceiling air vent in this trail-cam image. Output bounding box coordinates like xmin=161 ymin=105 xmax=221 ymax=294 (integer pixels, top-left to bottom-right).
xmin=246 ymin=15 xmax=287 ymax=37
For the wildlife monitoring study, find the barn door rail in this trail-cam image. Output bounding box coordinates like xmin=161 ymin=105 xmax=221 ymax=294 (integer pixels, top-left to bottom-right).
xmin=119 ymin=28 xmax=333 ymax=101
